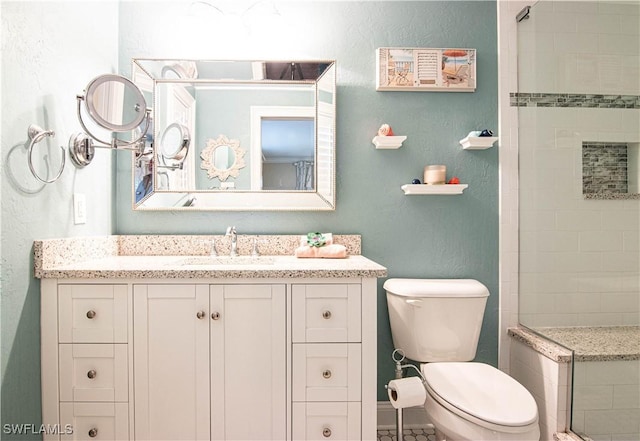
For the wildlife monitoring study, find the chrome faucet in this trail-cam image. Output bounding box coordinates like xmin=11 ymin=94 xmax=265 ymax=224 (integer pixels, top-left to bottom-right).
xmin=225 ymin=226 xmax=238 ymax=257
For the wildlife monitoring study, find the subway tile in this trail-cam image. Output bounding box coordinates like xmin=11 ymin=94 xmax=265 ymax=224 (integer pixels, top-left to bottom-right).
xmin=573 ymin=385 xmax=614 ymax=410
xmin=579 ymin=231 xmax=624 ymax=252
xmin=555 ymin=32 xmax=599 ymax=54
xmin=599 ymin=252 xmax=640 ymax=272
xmin=598 ymin=2 xmax=640 ymax=17
xmin=584 ymin=409 xmax=640 ymax=435
xmin=584 ymin=360 xmax=640 ymax=385
xmin=619 ymin=15 xmax=640 ymax=36
xmin=602 ymin=210 xmax=640 ymax=231
xmin=613 ymin=384 xmax=640 ymax=409
xmin=577 ymin=312 xmax=624 ymax=326
xmin=572 ymin=409 xmax=586 ymax=434
xmin=577 ymin=273 xmax=624 ymax=293
xmin=622 ymin=313 xmax=640 ymax=326
xmin=599 ymin=33 xmax=640 ymax=57
xmin=600 ymin=293 xmax=640 ymax=314
xmin=611 ymin=434 xmax=640 ymax=441
xmin=555 ymin=292 xmax=601 ymax=314
xmin=620 ymin=273 xmax=640 ymax=292
xmin=556 ymin=210 xmax=602 ymax=230
xmin=555 ymin=2 xmax=598 ymax=14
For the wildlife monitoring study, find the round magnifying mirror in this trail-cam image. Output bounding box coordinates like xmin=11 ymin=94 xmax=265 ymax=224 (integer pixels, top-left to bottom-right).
xmin=160 ymin=123 xmax=190 ymax=161
xmin=161 ymin=61 xmax=198 ymax=79
xmin=84 ymin=74 xmax=147 ymax=132
xmin=213 ymin=145 xmax=236 ymax=171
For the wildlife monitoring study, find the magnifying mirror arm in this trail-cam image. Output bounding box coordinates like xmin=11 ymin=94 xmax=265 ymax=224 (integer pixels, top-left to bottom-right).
xmin=76 ymin=95 xmax=149 ymax=153
xmin=157 ymin=162 xmax=185 ymax=171
xmin=157 ymin=140 xmax=189 ymax=171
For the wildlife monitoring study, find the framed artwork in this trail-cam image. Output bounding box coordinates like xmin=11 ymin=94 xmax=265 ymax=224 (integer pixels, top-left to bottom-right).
xmin=376 ymin=47 xmax=476 ymax=92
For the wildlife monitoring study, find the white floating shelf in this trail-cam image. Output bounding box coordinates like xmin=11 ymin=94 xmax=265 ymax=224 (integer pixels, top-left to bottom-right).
xmin=372 ymin=135 xmax=407 ymax=149
xmin=401 ymin=184 xmax=468 ymax=195
xmin=460 ymin=136 xmax=498 ymax=150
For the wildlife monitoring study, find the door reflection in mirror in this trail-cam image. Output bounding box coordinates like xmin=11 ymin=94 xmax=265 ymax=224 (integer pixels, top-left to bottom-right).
xmin=261 ymin=118 xmax=314 ymax=191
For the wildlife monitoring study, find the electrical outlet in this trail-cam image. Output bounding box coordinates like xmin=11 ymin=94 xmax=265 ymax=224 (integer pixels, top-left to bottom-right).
xmin=73 ymin=193 xmax=87 ymax=224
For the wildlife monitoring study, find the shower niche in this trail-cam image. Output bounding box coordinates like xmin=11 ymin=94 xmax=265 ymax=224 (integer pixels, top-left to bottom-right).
xmin=582 ymin=141 xmax=640 ymax=199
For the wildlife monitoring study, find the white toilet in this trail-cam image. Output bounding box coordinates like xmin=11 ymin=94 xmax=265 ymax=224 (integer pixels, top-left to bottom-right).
xmin=384 ymin=278 xmax=540 ymax=441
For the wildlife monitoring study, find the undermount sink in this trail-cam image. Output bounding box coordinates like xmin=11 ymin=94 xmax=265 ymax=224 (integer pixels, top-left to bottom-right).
xmin=178 ymin=256 xmax=277 ymax=266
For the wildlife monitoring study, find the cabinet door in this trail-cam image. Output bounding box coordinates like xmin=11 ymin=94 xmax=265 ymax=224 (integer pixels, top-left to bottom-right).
xmin=133 ymin=285 xmax=210 ymax=441
xmin=210 ymin=284 xmax=286 ymax=441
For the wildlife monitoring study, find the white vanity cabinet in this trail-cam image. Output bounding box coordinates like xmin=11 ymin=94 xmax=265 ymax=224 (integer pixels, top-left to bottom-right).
xmin=132 ymin=283 xmax=286 ymax=441
xmin=40 ymin=282 xmax=131 ymax=441
xmin=38 ymin=249 xmax=384 ymax=441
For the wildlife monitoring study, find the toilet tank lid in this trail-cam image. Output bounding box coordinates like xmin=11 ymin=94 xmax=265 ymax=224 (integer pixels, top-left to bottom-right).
xmin=383 ymin=279 xmax=489 ymax=298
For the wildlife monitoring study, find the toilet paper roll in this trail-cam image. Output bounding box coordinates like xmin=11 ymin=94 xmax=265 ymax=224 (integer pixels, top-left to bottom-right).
xmin=387 ymin=377 xmax=426 ymax=409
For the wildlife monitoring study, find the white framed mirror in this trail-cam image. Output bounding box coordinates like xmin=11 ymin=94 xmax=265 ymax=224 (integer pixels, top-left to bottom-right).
xmin=131 ymin=59 xmax=336 ymax=211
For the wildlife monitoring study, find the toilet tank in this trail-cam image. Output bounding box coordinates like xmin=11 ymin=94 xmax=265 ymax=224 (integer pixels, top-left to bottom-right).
xmin=384 ymin=279 xmax=489 ymax=362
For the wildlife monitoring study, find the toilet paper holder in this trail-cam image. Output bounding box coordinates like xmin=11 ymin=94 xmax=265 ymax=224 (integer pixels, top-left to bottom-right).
xmin=385 ymin=349 xmax=428 ymax=441
xmin=389 ymin=349 xmax=427 ymax=384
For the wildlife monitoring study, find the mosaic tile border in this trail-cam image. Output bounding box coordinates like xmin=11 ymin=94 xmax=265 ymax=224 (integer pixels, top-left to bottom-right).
xmin=510 ymin=92 xmax=640 ymax=109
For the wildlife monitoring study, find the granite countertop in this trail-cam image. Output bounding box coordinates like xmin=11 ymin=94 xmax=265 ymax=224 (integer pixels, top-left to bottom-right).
xmin=534 ymin=326 xmax=640 ymax=362
xmin=34 ymin=235 xmax=388 ymax=279
xmin=508 ymin=326 xmax=640 ymax=362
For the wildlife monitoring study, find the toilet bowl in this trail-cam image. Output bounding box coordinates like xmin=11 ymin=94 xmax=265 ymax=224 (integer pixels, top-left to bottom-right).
xmin=384 ymin=279 xmax=540 ymax=441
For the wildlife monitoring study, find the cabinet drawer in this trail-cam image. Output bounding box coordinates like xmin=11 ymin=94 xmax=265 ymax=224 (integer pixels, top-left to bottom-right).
xmin=293 ymin=344 xmax=361 ymax=402
xmin=292 ymin=402 xmax=361 ymax=441
xmin=292 ymin=284 xmax=361 ymax=343
xmin=59 ymin=402 xmax=128 ymax=440
xmin=59 ymin=285 xmax=128 ymax=343
xmin=59 ymin=344 xmax=128 ymax=402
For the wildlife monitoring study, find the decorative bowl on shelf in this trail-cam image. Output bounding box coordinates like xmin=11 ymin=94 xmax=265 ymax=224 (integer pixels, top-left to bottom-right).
xmin=372 ymin=135 xmax=407 ymax=149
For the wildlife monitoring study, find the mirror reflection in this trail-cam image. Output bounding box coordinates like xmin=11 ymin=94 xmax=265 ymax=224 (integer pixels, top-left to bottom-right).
xmin=131 ymin=59 xmax=336 ymax=211
xmin=85 ymin=74 xmax=147 ymax=131
xmin=200 ymin=134 xmax=246 ymax=184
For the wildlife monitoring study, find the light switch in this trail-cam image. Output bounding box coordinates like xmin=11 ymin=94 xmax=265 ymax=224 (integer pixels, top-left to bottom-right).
xmin=73 ymin=193 xmax=87 ymax=224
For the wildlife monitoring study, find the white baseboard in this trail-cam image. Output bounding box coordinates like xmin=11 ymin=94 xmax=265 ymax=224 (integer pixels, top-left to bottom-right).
xmin=377 ymin=401 xmax=431 ymax=430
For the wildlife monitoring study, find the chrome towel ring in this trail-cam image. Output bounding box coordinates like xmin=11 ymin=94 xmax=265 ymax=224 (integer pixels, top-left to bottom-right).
xmin=27 ymin=124 xmax=65 ymax=183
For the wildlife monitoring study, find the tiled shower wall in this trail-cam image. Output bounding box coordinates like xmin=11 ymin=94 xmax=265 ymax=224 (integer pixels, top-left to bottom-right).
xmin=515 ymin=0 xmax=640 ymax=328
xmin=572 ymin=359 xmax=640 ymax=440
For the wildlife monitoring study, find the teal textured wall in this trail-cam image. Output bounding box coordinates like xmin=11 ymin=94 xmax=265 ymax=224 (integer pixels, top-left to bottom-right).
xmin=0 ymin=4 xmax=497 ymax=434
xmin=117 ymin=1 xmax=498 ymax=400
xmin=1 ymin=2 xmax=118 ymax=437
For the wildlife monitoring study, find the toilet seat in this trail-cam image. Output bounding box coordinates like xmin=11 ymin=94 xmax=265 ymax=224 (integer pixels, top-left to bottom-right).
xmin=422 ymin=362 xmax=538 ymax=432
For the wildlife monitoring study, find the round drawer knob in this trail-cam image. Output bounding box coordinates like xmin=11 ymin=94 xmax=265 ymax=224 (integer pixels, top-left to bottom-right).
xmin=211 ymin=312 xmax=221 ymax=320
xmin=87 ymin=369 xmax=97 ymax=379
xmin=322 ymin=369 xmax=332 ymax=379
xmin=86 ymin=310 xmax=96 ymax=319
xmin=88 ymin=428 xmax=98 ymax=438
xmin=196 ymin=310 xmax=206 ymax=319
xmin=322 ymin=427 xmax=332 ymax=438
xmin=322 ymin=310 xmax=332 ymax=320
